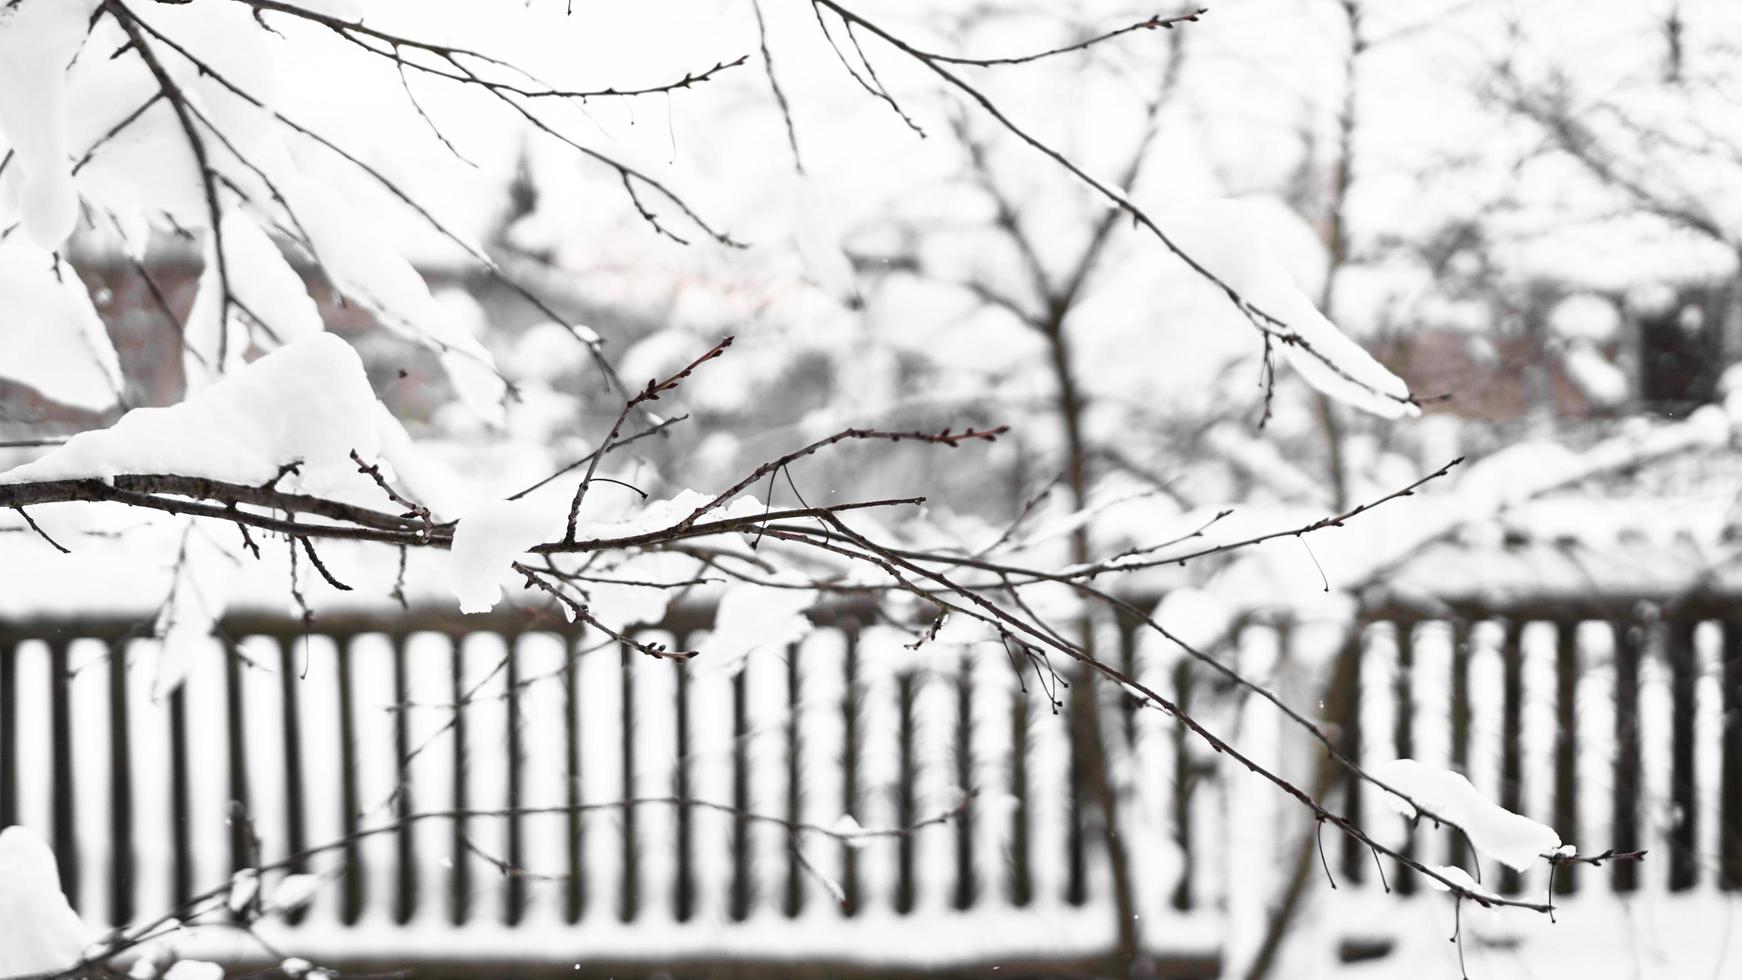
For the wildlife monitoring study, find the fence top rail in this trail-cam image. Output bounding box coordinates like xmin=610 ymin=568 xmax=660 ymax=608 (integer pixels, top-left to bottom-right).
xmin=2 ymin=589 xmax=1739 ymax=645
xmin=1358 ymin=589 xmax=1742 ymax=624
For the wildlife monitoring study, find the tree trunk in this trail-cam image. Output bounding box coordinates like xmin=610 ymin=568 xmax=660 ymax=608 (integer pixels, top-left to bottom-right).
xmin=1041 ymin=308 xmax=1145 ymax=976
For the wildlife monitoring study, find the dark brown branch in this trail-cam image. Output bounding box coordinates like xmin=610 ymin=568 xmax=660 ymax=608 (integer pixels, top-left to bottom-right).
xmin=752 ymin=0 xmax=805 ymax=172
xmin=12 ymin=506 xmax=71 ymax=554
xmin=350 ymin=449 xmax=434 ymax=538
xmin=509 ymin=413 xmax=689 ymax=502
xmin=107 ymin=0 xmax=236 ymax=363
xmin=232 ymin=0 xmax=746 ymax=102
xmin=565 ymin=338 xmax=733 ymax=542
xmin=678 ymin=425 xmax=1007 ymax=530
xmin=1079 ymin=455 xmax=1465 ymax=576
xmin=515 ymin=563 xmax=697 ymax=660
xmin=112 ymin=7 xmax=640 ymax=393
xmin=295 ymin=535 xmax=353 ymax=591
xmin=760 ymin=514 xmax=1570 ymax=914
xmin=913 ymin=8 xmax=1206 ymax=67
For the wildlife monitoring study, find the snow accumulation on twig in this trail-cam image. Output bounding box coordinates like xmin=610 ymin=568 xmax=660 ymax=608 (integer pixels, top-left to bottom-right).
xmin=1372 ymin=759 xmax=1561 ymax=874
xmin=0 ymin=334 xmax=379 ymax=489
xmin=0 ymin=827 xmax=88 ymax=979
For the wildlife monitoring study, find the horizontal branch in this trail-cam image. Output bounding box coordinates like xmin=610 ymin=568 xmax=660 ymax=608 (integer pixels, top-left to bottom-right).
xmin=915 ymin=7 xmax=1206 ymax=67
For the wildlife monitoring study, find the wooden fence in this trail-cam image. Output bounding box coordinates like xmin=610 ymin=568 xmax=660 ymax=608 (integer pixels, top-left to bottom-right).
xmin=0 ymin=594 xmax=1737 ymax=976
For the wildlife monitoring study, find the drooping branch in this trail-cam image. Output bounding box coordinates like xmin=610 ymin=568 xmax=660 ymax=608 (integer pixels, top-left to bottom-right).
xmin=564 ymin=337 xmax=734 ymax=542
xmin=809 ymin=1 xmax=1421 ymax=414
xmin=753 ymin=513 xmax=1631 ymax=916
xmin=228 ymin=0 xmax=747 ymax=102
xmin=912 ymin=7 xmax=1206 ymax=68
xmin=112 ymin=4 xmax=731 ymax=395
xmin=107 ymin=0 xmax=237 ymax=364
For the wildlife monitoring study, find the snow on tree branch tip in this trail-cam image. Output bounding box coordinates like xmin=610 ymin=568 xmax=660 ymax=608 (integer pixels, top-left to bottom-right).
xmin=1156 ymin=198 xmax=1421 ymax=419
xmin=0 ymin=332 xmax=385 ymax=490
xmin=0 ymin=825 xmax=89 ymax=978
xmin=1373 ymin=758 xmax=1562 ymax=873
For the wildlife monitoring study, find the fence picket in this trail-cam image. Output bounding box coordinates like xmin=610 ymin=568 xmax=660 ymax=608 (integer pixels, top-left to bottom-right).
xmin=1639 ymin=618 xmax=1675 ymax=895
xmin=743 ymin=643 xmax=789 ymax=921
xmin=911 ymin=654 xmax=958 ymax=915
xmin=515 ymin=631 xmax=572 ymax=926
xmin=1726 ymin=619 xmax=1742 ymax=890
xmin=1025 ymin=669 xmax=1072 ymax=910
xmin=459 ymin=632 xmax=513 ymax=925
xmin=1695 ymin=621 xmax=1724 ymax=896
xmin=630 ymin=631 xmax=681 ymax=923
xmin=855 ymin=626 xmax=904 ymax=914
xmin=1129 ymin=624 xmax=1181 ymax=917
xmin=346 ymin=632 xmax=401 ymax=925
xmin=1409 ymin=622 xmax=1455 ymax=870
xmin=792 ymin=628 xmax=847 ymax=917
xmin=289 ymin=634 xmax=345 ymax=925
xmin=67 ymin=639 xmax=111 ymax=926
xmin=238 ymin=636 xmax=290 ymax=883
xmin=575 ymin=635 xmax=625 ymax=923
xmin=1519 ymin=621 xmax=1558 ymax=896
xmin=1573 ymin=622 xmax=1615 ymax=894
xmin=400 ymin=631 xmax=456 ymax=926
xmin=684 ymin=641 xmax=735 ymax=925
xmin=1465 ymin=620 xmax=1506 ymax=888
xmin=123 ymin=638 xmax=175 ymax=928
xmin=180 ymin=636 xmax=231 ymax=901
xmin=14 ymin=643 xmax=56 ymax=877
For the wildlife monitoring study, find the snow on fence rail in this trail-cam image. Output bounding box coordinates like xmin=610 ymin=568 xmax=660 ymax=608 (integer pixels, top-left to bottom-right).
xmin=0 ymin=595 xmax=1737 ymax=972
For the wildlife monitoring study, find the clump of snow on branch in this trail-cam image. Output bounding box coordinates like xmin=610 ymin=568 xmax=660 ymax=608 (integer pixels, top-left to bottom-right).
xmin=8 ymin=3 xmax=286 ymax=247
xmin=571 ymin=488 xmax=761 ymax=542
xmin=0 ymin=0 xmax=101 ymax=247
xmin=282 ymin=176 xmax=507 ymax=425
xmin=0 ymin=825 xmax=89 ymax=978
xmin=830 ymin=814 xmax=870 ymax=849
xmin=0 ymin=333 xmax=381 ymax=488
xmin=226 ymin=869 xmax=260 ymax=914
xmin=1156 ymin=198 xmax=1419 ymax=419
xmin=698 ymin=578 xmax=819 ymax=675
xmin=162 ymin=960 xmax=226 ymax=980
xmin=575 ymin=553 xmax=680 ymax=633
xmin=1424 ymin=864 xmax=1499 ymax=902
xmin=448 ymin=495 xmax=565 ymax=614
xmin=146 ymin=524 xmax=238 ymax=699
xmin=266 ymin=872 xmax=323 ymax=913
xmin=1373 ymin=758 xmax=1562 ymax=872
xmin=0 ymin=240 xmax=125 ymax=411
